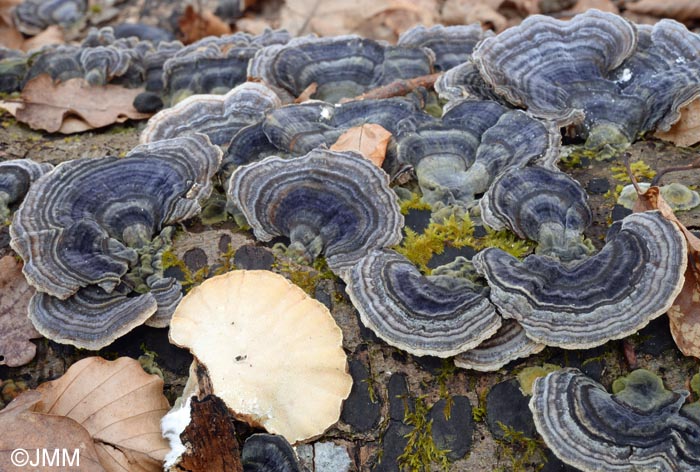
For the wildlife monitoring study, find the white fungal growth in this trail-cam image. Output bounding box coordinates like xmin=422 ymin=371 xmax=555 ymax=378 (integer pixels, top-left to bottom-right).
xmin=162 ymin=397 xmax=192 ymax=469
xmin=616 ymin=68 xmax=632 ymax=84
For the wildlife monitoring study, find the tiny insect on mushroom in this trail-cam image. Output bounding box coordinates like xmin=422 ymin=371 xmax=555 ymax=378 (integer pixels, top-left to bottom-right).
xmin=168 ymin=270 xmax=353 ymax=444
xmin=531 ymin=368 xmax=700 ymax=472
xmin=0 ymin=159 xmax=52 ymax=222
xmin=345 ymin=249 xmax=501 ymax=357
xmin=227 ymin=148 xmax=403 ymax=278
xmin=480 ymin=166 xmax=593 ymax=261
xmin=474 ymin=211 xmax=687 ymax=349
xmin=248 ymin=35 xmax=435 ymax=104
xmin=10 ymin=134 xmax=221 ymax=350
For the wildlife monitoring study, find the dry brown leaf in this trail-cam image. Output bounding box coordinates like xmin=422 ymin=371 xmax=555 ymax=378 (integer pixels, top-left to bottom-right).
xmin=16 ymin=75 xmax=151 ymax=133
xmin=565 ymin=0 xmax=619 ymax=14
xmin=633 ymin=185 xmax=700 ymax=358
xmin=234 ymin=16 xmax=275 ymax=35
xmin=179 ymin=5 xmax=232 ymax=44
xmin=280 ymin=0 xmax=437 ymax=41
xmin=0 ymin=391 xmax=105 ymax=472
xmin=0 ymin=255 xmax=40 ymax=367
xmin=294 ymin=82 xmax=318 ymax=103
xmin=22 ymin=25 xmax=64 ymax=51
xmin=627 ymin=0 xmax=700 ymax=22
xmin=330 ymin=123 xmax=392 ymax=168
xmin=442 ymin=0 xmax=507 ymax=31
xmin=655 ymin=97 xmax=700 ymax=148
xmin=0 ymin=0 xmax=22 ymax=49
xmin=0 ymin=357 xmax=171 ymax=471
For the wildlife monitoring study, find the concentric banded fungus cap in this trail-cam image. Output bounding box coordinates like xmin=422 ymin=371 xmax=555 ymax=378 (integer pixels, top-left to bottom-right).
xmin=346 ymin=249 xmax=501 ymax=357
xmin=223 ymin=96 xmax=431 ymax=175
xmin=0 ymin=159 xmax=52 ymax=221
xmin=141 ymin=82 xmax=281 ymax=146
xmin=473 ymin=10 xmax=644 ymax=147
xmin=473 ymin=211 xmax=687 ymax=349
xmin=434 ymin=61 xmax=505 ymax=103
xmin=13 ymin=0 xmax=86 ymax=36
xmin=531 ymin=368 xmax=700 ymax=472
xmin=241 ymin=434 xmax=301 ymax=472
xmin=397 ymin=24 xmax=492 ymax=71
xmin=480 ymin=166 xmax=592 ymax=261
xmin=10 ymin=134 xmax=221 ymax=349
xmin=227 ymin=149 xmax=403 ymax=277
xmin=169 ymin=270 xmax=353 ymax=444
xmin=617 ymin=20 xmax=700 ymax=133
xmin=248 ymin=35 xmax=434 ymax=103
xmin=162 ymin=30 xmax=291 ymax=105
xmin=454 ymin=320 xmax=545 ymax=372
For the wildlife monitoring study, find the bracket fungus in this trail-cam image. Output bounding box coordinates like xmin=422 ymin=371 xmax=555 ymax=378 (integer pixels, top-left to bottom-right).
xmin=531 ymin=368 xmax=700 ymax=472
xmin=0 ymin=159 xmax=52 ymax=221
xmin=618 ymin=182 xmax=700 ymax=212
xmin=227 ymin=149 xmax=403 ymax=277
xmin=169 ymin=270 xmax=352 ymax=444
xmin=141 ymin=82 xmax=281 ymax=146
xmin=162 ymin=30 xmax=291 ymax=106
xmin=473 ymin=10 xmax=644 ymax=149
xmin=222 ymin=95 xmax=431 ymax=175
xmin=241 ymin=434 xmax=301 ymax=472
xmin=474 ymin=211 xmax=687 ymax=349
xmin=13 ymin=0 xmax=86 ymax=36
xmin=397 ymin=100 xmax=559 ymax=207
xmin=454 ymin=320 xmax=545 ymax=372
xmin=397 ymin=24 xmax=492 ymax=72
xmin=480 ymin=166 xmax=593 ymax=261
xmin=248 ymin=35 xmax=435 ymax=103
xmin=10 ymin=134 xmax=221 ymax=349
xmin=346 ymin=249 xmax=501 ymax=357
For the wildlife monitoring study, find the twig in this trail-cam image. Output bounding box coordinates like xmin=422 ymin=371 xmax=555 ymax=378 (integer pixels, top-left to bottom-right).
xmin=622 ymin=152 xmax=643 ymax=194
xmin=340 ymin=72 xmax=443 ymax=103
xmin=651 ymin=157 xmax=700 ymax=186
xmin=622 ymin=339 xmax=638 ymax=370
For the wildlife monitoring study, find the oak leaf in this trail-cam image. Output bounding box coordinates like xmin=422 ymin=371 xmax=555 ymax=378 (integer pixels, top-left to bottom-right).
xmin=0 ymin=255 xmax=40 ymax=367
xmin=178 ymin=5 xmax=231 ymax=44
xmin=627 ymin=0 xmax=700 ymax=22
xmin=330 ymin=123 xmax=392 ymax=168
xmin=15 ymin=75 xmax=151 ymax=133
xmin=655 ymin=97 xmax=700 ymax=148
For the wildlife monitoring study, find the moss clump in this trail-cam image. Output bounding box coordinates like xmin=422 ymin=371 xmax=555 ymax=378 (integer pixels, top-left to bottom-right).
xmin=138 ymin=344 xmax=164 ymax=379
xmin=274 ymin=256 xmax=335 ymax=296
xmin=161 ymin=248 xmax=208 ymax=292
xmin=211 ymin=243 xmax=237 ymax=276
xmin=435 ymin=359 xmax=457 ymax=420
xmin=472 ymin=387 xmax=488 ymax=423
xmin=516 ymin=364 xmax=561 ymax=396
xmin=396 ymin=212 xmax=534 ymax=273
xmin=400 ymin=193 xmax=432 ymax=215
xmin=495 ymin=422 xmax=546 ymax=472
xmin=605 ymin=159 xmax=657 ymax=202
xmin=398 ymin=395 xmax=451 ymax=472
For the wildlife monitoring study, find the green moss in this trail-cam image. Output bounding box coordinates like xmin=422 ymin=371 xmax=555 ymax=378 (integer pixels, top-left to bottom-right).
xmin=691 ymin=373 xmax=700 ymax=397
xmin=398 ymin=395 xmax=451 ymax=472
xmin=472 ymin=387 xmax=488 ymax=423
xmin=400 ymin=193 xmax=432 ymax=215
xmin=475 ymin=228 xmax=534 ymax=258
xmin=516 ymin=364 xmax=561 ymax=396
xmin=211 ymin=244 xmax=237 ymax=276
xmin=611 ymin=160 xmax=656 ymax=183
xmin=435 ymin=359 xmax=457 ymax=420
xmin=495 ymin=422 xmax=546 ymax=472
xmin=138 ymin=344 xmax=164 ymax=379
xmin=160 ymin=247 xmax=207 ymax=291
xmin=275 ymin=257 xmax=334 ymax=295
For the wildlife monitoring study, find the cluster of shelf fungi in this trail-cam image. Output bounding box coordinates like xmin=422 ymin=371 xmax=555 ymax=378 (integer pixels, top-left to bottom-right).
xmin=2 ymin=7 xmax=700 ymax=471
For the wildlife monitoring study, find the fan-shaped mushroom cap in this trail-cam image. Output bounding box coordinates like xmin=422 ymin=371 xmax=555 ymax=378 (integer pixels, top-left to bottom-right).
xmin=227 ymin=149 xmax=403 ymax=277
xmin=248 ymin=35 xmax=434 ymax=103
xmin=0 ymin=159 xmax=52 ymax=221
xmin=618 ymin=183 xmax=700 ymax=212
xmin=223 ymin=96 xmax=430 ymax=175
xmin=474 ymin=211 xmax=687 ymax=349
xmin=531 ymin=368 xmax=700 ymax=472
xmin=397 ymin=24 xmax=492 ymax=71
xmin=454 ymin=320 xmax=545 ymax=372
xmin=480 ymin=166 xmax=592 ymax=261
xmin=618 ymin=20 xmax=700 ymax=133
xmin=473 ymin=10 xmax=643 ymax=147
xmin=0 ymin=49 xmax=27 ymax=93
xmin=346 ymin=249 xmax=500 ymax=357
xmin=162 ymin=30 xmax=291 ymax=105
xmin=13 ymin=0 xmax=86 ymax=36
xmin=398 ymin=100 xmax=559 ymax=206
xmin=241 ymin=434 xmax=301 ymax=472
xmin=169 ymin=270 xmax=352 ymax=444
xmin=141 ymin=82 xmax=281 ymax=146
xmin=10 ymin=135 xmax=220 ymax=349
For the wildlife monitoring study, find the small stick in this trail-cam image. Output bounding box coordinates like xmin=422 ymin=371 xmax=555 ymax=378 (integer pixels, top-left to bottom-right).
xmin=651 ymin=157 xmax=700 ymax=186
xmin=340 ymin=72 xmax=442 ymax=103
xmin=622 ymin=339 xmax=638 ymax=370
xmin=622 ymin=152 xmax=643 ymax=194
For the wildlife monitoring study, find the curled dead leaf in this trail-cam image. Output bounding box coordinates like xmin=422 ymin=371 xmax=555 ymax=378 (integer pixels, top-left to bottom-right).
xmin=179 ymin=5 xmax=231 ymax=44
xmin=16 ymin=75 xmax=151 ymax=133
xmin=330 ymin=123 xmax=392 ymax=168
xmin=0 ymin=357 xmax=170 ymax=471
xmin=0 ymin=255 xmax=40 ymax=367
xmin=627 ymin=0 xmax=700 ymax=22
xmin=655 ymin=97 xmax=700 ymax=148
